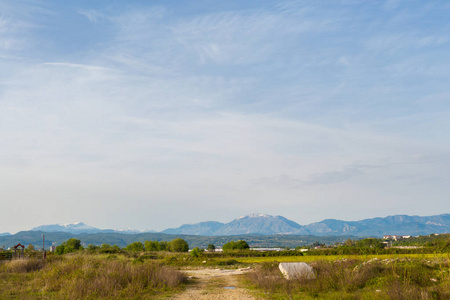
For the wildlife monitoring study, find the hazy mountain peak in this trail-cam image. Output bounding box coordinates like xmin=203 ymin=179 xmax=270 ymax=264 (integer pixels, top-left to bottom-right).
xmin=31 ymin=222 xmax=102 ymax=234
xmin=61 ymin=222 xmax=91 ymax=228
xmin=239 ymin=213 xmax=272 ymax=219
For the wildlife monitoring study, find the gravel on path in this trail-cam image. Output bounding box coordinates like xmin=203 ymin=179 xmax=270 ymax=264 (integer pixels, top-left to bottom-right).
xmin=170 ymin=268 xmax=257 ymax=300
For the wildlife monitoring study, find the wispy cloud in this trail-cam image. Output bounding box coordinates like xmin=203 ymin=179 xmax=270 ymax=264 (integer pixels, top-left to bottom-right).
xmin=1 ymin=0 xmax=449 ymax=232
xmin=78 ymin=9 xmax=105 ymax=23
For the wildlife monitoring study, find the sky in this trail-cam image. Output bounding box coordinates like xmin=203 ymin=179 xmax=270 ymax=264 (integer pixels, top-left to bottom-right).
xmin=1 ymin=0 xmax=449 ymax=233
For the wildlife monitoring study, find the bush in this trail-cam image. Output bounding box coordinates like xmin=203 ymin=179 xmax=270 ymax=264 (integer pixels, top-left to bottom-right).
xmin=55 ymin=238 xmax=83 ymax=255
xmin=124 ymin=242 xmax=144 ymax=252
xmin=99 ymin=244 xmax=121 ymax=254
xmin=144 ymin=240 xmax=161 ymax=251
xmin=169 ymin=238 xmax=189 ymax=252
xmin=223 ymin=240 xmax=249 ymax=251
xmin=4 ymin=259 xmax=45 ymax=273
xmin=190 ymin=247 xmax=203 ymax=258
xmin=207 ymin=244 xmax=216 ymax=252
xmin=217 ymin=259 xmax=239 ymax=266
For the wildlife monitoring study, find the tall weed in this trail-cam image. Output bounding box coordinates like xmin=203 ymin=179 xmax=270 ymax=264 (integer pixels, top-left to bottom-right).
xmin=247 ymin=257 xmax=449 ymax=299
xmin=37 ymin=254 xmax=186 ymax=299
xmin=0 ymin=253 xmax=186 ymax=299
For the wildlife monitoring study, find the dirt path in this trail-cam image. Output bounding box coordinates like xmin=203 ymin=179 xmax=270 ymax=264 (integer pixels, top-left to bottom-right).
xmin=170 ymin=268 xmax=257 ymax=300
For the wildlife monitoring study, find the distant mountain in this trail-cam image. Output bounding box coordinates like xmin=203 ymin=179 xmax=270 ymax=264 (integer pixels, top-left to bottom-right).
xmin=162 ymin=215 xmax=306 ymax=236
xmin=303 ymin=214 xmax=450 ymax=237
xmin=162 ymin=221 xmax=224 ymax=235
xmin=30 ymin=222 xmax=154 ymax=235
xmin=26 ymin=213 xmax=450 ymax=238
xmin=0 ymin=232 xmax=11 ymax=236
xmin=161 ymin=213 xmax=450 ymax=237
xmin=215 ymin=214 xmax=308 ymax=235
xmin=114 ymin=228 xmax=156 ymax=234
xmin=31 ymin=222 xmax=103 ymax=234
xmin=4 ymin=213 xmax=449 ymax=249
xmin=165 ymin=213 xmax=307 ymax=236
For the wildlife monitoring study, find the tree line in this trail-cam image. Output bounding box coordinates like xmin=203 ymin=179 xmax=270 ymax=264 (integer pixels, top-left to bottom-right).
xmin=54 ymin=238 xmax=252 ymax=255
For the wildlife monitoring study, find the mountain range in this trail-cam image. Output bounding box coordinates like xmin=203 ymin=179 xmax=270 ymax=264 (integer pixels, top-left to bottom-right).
xmin=162 ymin=213 xmax=450 ymax=237
xmin=29 ymin=222 xmax=154 ymax=235
xmin=23 ymin=213 xmax=450 ymax=237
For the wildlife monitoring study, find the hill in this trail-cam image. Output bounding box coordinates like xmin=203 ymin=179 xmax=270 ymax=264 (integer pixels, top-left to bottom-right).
xmin=0 ymin=230 xmax=354 ymax=249
xmin=163 ymin=213 xmax=450 ymax=237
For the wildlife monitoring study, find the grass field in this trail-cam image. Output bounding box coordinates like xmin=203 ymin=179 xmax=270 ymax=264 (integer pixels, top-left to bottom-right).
xmin=244 ymin=255 xmax=450 ymax=299
xmin=0 ymin=253 xmax=186 ymax=299
xmin=1 ymin=251 xmax=449 ymax=299
xmin=236 ymin=253 xmax=450 ymax=264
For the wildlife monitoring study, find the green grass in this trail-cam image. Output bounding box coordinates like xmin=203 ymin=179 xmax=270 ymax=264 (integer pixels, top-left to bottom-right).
xmin=2 ymin=251 xmax=449 ymax=299
xmin=236 ymin=253 xmax=450 ymax=264
xmin=0 ymin=253 xmax=187 ymax=299
xmin=244 ymin=255 xmax=450 ymax=299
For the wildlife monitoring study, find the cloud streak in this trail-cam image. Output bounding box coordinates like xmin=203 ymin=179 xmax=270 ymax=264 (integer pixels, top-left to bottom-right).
xmin=0 ymin=0 xmax=449 ymax=232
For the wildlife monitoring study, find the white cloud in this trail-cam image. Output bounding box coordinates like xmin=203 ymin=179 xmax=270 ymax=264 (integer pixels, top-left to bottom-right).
xmin=0 ymin=0 xmax=449 ymax=232
xmin=78 ymin=9 xmax=105 ymax=23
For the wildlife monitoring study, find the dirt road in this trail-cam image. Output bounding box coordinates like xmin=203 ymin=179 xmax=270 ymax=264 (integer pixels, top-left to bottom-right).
xmin=170 ymin=268 xmax=257 ymax=299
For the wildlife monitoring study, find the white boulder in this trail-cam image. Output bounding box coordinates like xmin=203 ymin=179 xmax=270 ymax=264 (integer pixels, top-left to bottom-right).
xmin=279 ymin=262 xmax=315 ymax=280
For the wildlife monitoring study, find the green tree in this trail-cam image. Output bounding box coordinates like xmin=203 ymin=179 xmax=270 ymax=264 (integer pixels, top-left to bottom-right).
xmin=144 ymin=240 xmax=160 ymax=251
xmin=27 ymin=244 xmax=35 ymax=252
xmin=125 ymin=241 xmax=144 ymax=252
xmin=356 ymin=238 xmax=384 ymax=249
xmin=159 ymin=241 xmax=170 ymax=251
xmin=66 ymin=238 xmax=82 ymax=251
xmin=99 ymin=243 xmax=120 ymax=253
xmin=190 ymin=247 xmax=203 ymax=258
xmin=87 ymin=244 xmax=99 ymax=251
xmin=222 ymin=240 xmax=249 ymax=251
xmin=55 ymin=238 xmax=82 ymax=255
xmin=55 ymin=244 xmax=66 ymax=255
xmin=206 ymin=244 xmax=216 ymax=252
xmin=169 ymin=238 xmax=189 ymax=252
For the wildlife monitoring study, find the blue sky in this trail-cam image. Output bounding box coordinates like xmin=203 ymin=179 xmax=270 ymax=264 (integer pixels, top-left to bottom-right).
xmin=1 ymin=0 xmax=449 ymax=233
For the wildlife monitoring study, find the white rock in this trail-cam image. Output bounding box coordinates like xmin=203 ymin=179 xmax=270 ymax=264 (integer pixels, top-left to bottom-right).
xmin=279 ymin=262 xmax=315 ymax=280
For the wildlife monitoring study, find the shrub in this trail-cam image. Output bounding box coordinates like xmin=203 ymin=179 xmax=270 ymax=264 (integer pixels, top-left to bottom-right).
xmin=87 ymin=244 xmax=100 ymax=251
xmin=4 ymin=259 xmax=45 ymax=273
xmin=55 ymin=238 xmax=83 ymax=255
xmin=124 ymin=242 xmax=144 ymax=252
xmin=223 ymin=240 xmax=249 ymax=251
xmin=144 ymin=240 xmax=160 ymax=251
xmin=217 ymin=259 xmax=239 ymax=266
xmin=99 ymin=244 xmax=121 ymax=254
xmin=169 ymin=238 xmax=189 ymax=252
xmin=190 ymin=247 xmax=203 ymax=258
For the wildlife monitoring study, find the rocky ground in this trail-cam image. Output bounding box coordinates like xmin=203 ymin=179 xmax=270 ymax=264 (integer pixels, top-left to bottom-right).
xmin=171 ymin=267 xmax=257 ymax=299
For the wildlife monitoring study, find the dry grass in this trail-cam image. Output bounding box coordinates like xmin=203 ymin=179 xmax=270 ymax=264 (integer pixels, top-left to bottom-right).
xmin=0 ymin=253 xmax=187 ymax=299
xmin=247 ymin=257 xmax=450 ymax=299
xmin=3 ymin=258 xmax=45 ymax=273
